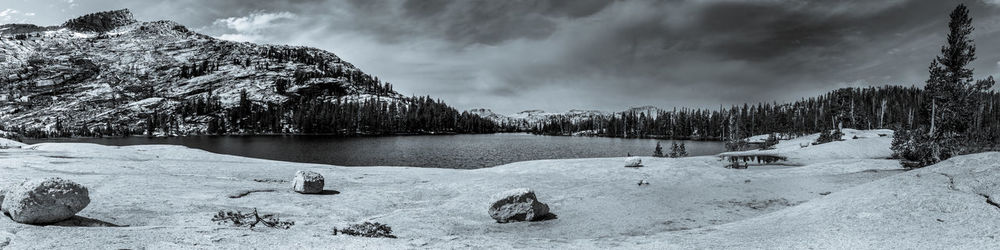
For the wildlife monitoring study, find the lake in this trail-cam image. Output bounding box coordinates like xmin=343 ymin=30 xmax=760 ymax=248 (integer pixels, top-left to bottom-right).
xmin=24 ymin=133 xmax=727 ymax=169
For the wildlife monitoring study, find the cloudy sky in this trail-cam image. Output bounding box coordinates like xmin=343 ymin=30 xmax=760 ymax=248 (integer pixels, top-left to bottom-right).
xmin=5 ymin=0 xmax=1000 ymax=114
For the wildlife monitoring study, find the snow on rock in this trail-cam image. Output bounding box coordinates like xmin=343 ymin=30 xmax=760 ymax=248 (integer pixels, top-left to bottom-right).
xmin=649 ymin=152 xmax=1000 ymax=249
xmin=721 ymin=129 xmax=895 ymax=165
xmin=625 ymin=157 xmax=643 ymax=167
xmin=1 ymin=177 xmax=90 ymax=225
xmin=0 ymin=136 xmax=958 ymax=248
xmin=292 ymin=170 xmax=324 ymax=194
xmin=488 ymin=188 xmax=551 ymax=223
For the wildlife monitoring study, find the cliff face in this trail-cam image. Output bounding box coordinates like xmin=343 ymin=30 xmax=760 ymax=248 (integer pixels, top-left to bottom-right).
xmin=0 ymin=9 xmax=403 ymax=135
xmin=63 ymin=9 xmax=137 ymax=33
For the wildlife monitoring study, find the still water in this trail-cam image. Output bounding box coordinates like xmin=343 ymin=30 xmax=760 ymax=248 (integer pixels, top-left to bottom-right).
xmin=26 ymin=133 xmax=726 ymax=169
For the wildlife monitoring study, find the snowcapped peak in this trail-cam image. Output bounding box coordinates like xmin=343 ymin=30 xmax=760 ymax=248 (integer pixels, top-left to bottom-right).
xmin=624 ymin=105 xmax=663 ymax=118
xmin=518 ymin=109 xmax=546 ymax=114
xmin=627 ymin=105 xmax=661 ymax=113
xmin=468 ymin=108 xmax=496 ymax=116
xmin=63 ymin=9 xmax=137 ymax=33
xmin=566 ymin=109 xmax=606 ymax=116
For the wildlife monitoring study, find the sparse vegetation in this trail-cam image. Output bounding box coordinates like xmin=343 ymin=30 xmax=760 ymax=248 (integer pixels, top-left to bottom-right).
xmin=669 ymin=142 xmax=688 ymax=158
xmin=761 ymin=133 xmax=779 ymax=150
xmin=211 ymin=208 xmax=293 ymax=229
xmin=815 ymin=129 xmax=844 ymax=145
xmin=725 ymin=138 xmax=751 ymax=151
xmin=334 ymin=222 xmax=397 ymax=238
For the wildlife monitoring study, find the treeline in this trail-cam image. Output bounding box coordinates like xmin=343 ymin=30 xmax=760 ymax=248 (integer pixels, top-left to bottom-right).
xmin=167 ymin=90 xmax=500 ymax=136
xmin=6 ymin=91 xmax=501 ymax=138
xmin=532 ymin=85 xmax=1000 ymax=145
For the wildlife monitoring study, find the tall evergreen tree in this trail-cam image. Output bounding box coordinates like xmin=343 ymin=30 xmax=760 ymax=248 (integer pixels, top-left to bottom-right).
xmin=924 ymin=4 xmax=977 ymax=136
xmin=894 ymin=4 xmax=996 ymax=168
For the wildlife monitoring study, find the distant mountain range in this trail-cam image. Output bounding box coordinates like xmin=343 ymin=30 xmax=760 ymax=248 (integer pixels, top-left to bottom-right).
xmin=0 ymin=9 xmax=496 ymax=136
xmin=467 ymin=106 xmax=664 ymax=130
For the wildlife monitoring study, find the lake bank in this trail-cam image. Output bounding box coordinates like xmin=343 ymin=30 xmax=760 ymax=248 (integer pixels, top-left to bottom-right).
xmin=0 ymin=140 xmax=901 ymax=249
xmin=3 ymin=130 xmax=1000 ymax=249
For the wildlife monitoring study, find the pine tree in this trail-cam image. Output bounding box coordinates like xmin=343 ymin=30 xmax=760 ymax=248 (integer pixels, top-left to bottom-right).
xmin=678 ymin=142 xmax=688 ymax=157
xmin=653 ymin=142 xmax=664 ymax=157
xmin=894 ymin=4 xmax=996 ymax=168
xmin=669 ymin=142 xmax=679 ymax=158
xmin=924 ymin=4 xmax=977 ymax=137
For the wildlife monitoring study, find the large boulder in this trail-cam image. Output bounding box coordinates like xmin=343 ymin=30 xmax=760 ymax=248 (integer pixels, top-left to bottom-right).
xmin=292 ymin=171 xmax=324 ymax=194
xmin=624 ymin=157 xmax=642 ymax=167
xmin=1 ymin=178 xmax=90 ymax=224
xmin=489 ymin=188 xmax=551 ymax=223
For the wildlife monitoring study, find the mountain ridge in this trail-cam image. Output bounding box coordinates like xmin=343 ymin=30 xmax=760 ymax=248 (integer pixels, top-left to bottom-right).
xmin=0 ymin=9 xmax=496 ymax=137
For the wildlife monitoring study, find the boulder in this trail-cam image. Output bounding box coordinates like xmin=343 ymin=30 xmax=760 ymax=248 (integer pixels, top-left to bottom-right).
xmin=625 ymin=157 xmax=642 ymax=167
xmin=488 ymin=188 xmax=551 ymax=223
xmin=0 ymin=183 xmax=15 ymax=208
xmin=1 ymin=178 xmax=90 ymax=224
xmin=292 ymin=171 xmax=324 ymax=194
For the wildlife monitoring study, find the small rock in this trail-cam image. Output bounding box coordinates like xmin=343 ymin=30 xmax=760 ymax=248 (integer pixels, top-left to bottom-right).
xmin=292 ymin=171 xmax=325 ymax=194
xmin=819 ymin=191 xmax=832 ymax=195
xmin=1 ymin=177 xmax=90 ymax=224
xmin=488 ymin=188 xmax=551 ymax=223
xmin=624 ymin=157 xmax=642 ymax=168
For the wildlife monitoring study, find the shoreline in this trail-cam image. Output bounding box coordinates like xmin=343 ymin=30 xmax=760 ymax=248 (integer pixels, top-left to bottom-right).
xmin=0 ymin=140 xmax=908 ymax=249
xmin=17 ymin=134 xmax=730 ymax=170
xmin=4 ymin=130 xmax=998 ymax=249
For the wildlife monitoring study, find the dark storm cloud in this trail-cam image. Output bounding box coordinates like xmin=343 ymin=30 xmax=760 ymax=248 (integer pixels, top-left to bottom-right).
xmin=7 ymin=0 xmax=1000 ymax=113
xmin=340 ymin=0 xmax=616 ymax=45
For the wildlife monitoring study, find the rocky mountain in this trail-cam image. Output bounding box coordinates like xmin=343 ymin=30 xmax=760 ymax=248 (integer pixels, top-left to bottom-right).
xmin=468 ymin=106 xmax=673 ymax=132
xmin=625 ymin=105 xmax=664 ymax=119
xmin=469 ymin=108 xmax=614 ymax=131
xmin=0 ymin=9 xmax=493 ymax=137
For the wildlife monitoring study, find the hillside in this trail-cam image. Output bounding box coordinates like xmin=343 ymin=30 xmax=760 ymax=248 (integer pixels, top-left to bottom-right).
xmin=0 ymin=9 xmax=495 ymax=137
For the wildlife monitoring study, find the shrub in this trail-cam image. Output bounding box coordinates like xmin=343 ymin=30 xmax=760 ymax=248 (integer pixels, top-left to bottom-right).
xmin=761 ymin=133 xmax=779 ymax=150
xmin=653 ymin=142 xmax=664 ymax=157
xmin=725 ymin=139 xmax=751 ymax=151
xmin=212 ymin=208 xmax=294 ymax=229
xmin=334 ymin=222 xmax=397 ymax=238
xmin=891 ymin=128 xmax=958 ymax=168
xmin=815 ymin=129 xmax=844 ymax=144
